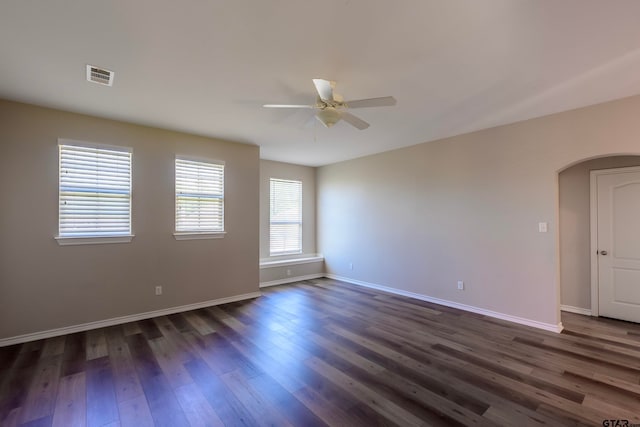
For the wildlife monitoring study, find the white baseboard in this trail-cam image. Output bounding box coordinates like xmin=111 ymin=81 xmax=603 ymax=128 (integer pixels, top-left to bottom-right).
xmin=560 ymin=304 xmax=592 ymax=316
xmin=0 ymin=291 xmax=262 ymax=347
xmin=326 ymin=274 xmax=564 ymax=333
xmin=259 ymin=273 xmax=324 ymax=288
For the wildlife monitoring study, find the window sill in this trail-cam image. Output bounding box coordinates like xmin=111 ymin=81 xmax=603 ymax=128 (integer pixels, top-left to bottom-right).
xmin=259 ymin=255 xmax=324 ymax=269
xmin=173 ymin=232 xmax=226 ymax=240
xmin=55 ymin=235 xmax=135 ymax=246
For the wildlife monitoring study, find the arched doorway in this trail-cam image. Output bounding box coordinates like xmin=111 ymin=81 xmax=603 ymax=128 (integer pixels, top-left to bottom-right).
xmin=558 ymin=155 xmax=640 ymax=318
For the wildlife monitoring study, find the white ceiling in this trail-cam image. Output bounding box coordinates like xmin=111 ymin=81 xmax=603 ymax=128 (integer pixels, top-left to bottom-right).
xmin=2 ymin=1 xmax=640 ymax=166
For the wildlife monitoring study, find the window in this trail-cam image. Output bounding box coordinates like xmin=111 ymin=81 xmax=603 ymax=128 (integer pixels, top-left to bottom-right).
xmin=175 ymin=157 xmax=225 ymax=238
xmin=270 ymin=178 xmax=302 ymax=255
xmin=57 ymin=141 xmax=132 ymax=244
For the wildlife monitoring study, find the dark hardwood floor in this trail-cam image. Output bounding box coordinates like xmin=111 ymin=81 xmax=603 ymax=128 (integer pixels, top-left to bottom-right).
xmin=1 ymin=278 xmax=640 ymax=426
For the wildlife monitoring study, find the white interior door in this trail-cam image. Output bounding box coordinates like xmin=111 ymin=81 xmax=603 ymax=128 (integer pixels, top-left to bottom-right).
xmin=595 ymin=168 xmax=640 ymax=322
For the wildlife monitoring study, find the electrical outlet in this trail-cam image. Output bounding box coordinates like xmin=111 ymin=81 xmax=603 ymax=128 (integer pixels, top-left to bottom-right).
xmin=457 ymin=281 xmax=464 ymax=290
xmin=349 ymin=262 xmax=353 ymax=270
xmin=155 ymin=286 xmax=163 ymax=296
xmin=286 ymin=269 xmax=291 ymax=276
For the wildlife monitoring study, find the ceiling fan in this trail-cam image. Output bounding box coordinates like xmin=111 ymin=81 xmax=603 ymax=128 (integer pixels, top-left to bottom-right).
xmin=263 ymin=79 xmax=396 ymax=130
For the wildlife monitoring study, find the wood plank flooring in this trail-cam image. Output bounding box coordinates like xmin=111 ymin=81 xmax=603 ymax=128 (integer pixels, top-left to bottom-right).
xmin=1 ymin=278 xmax=640 ymax=426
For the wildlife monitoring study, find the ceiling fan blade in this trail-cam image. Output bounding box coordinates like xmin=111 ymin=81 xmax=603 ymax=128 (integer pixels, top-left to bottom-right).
xmin=312 ymin=79 xmax=335 ymax=102
xmin=341 ymin=112 xmax=370 ymax=130
xmin=345 ymin=96 xmax=396 ymax=108
xmin=263 ymin=104 xmax=316 ymax=108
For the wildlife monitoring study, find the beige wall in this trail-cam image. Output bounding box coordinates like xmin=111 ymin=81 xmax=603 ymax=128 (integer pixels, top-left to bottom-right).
xmin=317 ymin=95 xmax=640 ymax=328
xmin=0 ymin=100 xmax=260 ymax=340
xmin=259 ymin=262 xmax=324 ymax=285
xmin=259 ymin=160 xmax=317 ymax=259
xmin=559 ymin=156 xmax=640 ymax=310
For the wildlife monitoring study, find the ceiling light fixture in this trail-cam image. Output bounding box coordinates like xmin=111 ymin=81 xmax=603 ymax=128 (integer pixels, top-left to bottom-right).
xmin=316 ymin=107 xmax=342 ymax=128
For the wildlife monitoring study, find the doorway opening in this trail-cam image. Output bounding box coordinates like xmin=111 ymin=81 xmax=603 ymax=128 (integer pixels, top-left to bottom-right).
xmin=558 ymin=155 xmax=640 ymax=321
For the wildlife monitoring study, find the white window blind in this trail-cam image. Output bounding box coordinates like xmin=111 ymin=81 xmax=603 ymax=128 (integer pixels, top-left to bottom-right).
xmin=270 ymin=178 xmax=302 ymax=255
xmin=175 ymin=158 xmax=224 ymax=233
xmin=58 ymin=143 xmax=132 ymax=237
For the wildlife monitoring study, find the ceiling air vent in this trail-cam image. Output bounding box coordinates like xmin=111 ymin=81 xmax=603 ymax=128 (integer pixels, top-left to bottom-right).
xmin=86 ymin=65 xmax=114 ymax=86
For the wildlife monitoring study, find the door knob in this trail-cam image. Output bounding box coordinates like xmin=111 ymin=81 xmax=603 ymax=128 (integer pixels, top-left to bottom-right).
xmin=599 ymin=250 xmax=608 ymax=255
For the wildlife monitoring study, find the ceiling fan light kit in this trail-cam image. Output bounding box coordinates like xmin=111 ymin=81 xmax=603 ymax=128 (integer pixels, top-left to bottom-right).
xmin=263 ymin=79 xmax=396 ymax=130
xmin=316 ymin=108 xmax=341 ymax=128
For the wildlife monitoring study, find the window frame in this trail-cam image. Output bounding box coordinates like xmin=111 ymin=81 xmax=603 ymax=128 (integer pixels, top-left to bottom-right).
xmin=174 ymin=156 xmax=226 ymax=240
xmin=55 ymin=139 xmax=134 ymax=246
xmin=269 ymin=177 xmax=303 ymax=256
